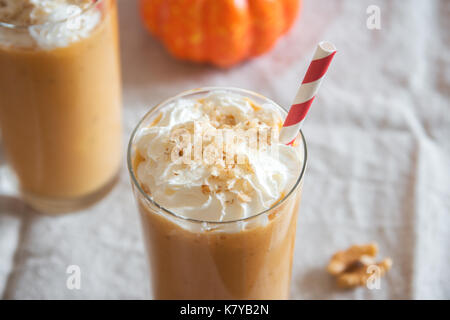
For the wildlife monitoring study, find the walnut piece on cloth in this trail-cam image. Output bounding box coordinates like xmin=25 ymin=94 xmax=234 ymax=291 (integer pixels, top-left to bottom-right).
xmin=327 ymin=243 xmax=393 ymax=289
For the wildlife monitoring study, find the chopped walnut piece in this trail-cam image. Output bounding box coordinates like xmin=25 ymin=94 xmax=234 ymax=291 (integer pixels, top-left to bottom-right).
xmin=220 ymin=114 xmax=236 ymax=126
xmin=201 ymin=184 xmax=211 ymax=195
xmin=327 ymin=243 xmax=392 ymax=289
xmin=337 ymin=258 xmax=392 ymax=288
xmin=141 ymin=184 xmax=151 ymax=195
xmin=327 ymin=243 xmax=378 ymax=275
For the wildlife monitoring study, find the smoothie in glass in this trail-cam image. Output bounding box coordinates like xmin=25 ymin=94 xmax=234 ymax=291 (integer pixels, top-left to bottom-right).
xmin=0 ymin=0 xmax=122 ymax=212
xmin=128 ymin=88 xmax=306 ymax=299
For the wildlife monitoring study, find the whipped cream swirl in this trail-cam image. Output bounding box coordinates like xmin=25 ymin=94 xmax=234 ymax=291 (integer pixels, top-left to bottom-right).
xmin=134 ymin=91 xmax=302 ymax=222
xmin=0 ymin=0 xmax=101 ymax=49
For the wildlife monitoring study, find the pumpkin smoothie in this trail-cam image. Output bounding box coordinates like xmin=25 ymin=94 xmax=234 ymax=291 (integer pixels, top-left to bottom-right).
xmin=128 ymin=88 xmax=306 ymax=299
xmin=0 ymin=0 xmax=121 ymax=212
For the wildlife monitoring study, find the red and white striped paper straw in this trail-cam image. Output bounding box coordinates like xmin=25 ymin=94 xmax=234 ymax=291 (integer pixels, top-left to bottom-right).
xmin=280 ymin=41 xmax=337 ymax=145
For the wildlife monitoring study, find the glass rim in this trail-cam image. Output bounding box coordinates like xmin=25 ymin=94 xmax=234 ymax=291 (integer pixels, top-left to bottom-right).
xmin=0 ymin=0 xmax=102 ymax=29
xmin=127 ymin=87 xmax=308 ymax=225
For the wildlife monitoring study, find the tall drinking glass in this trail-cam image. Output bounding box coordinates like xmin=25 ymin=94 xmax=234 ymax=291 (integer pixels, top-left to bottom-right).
xmin=0 ymin=0 xmax=122 ymax=213
xmin=128 ymin=88 xmax=307 ymax=299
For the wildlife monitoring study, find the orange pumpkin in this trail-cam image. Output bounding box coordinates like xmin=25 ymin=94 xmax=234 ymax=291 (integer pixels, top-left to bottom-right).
xmin=139 ymin=0 xmax=301 ymax=67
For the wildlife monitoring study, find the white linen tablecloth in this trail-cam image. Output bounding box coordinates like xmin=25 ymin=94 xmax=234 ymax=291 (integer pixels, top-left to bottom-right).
xmin=0 ymin=0 xmax=449 ymax=299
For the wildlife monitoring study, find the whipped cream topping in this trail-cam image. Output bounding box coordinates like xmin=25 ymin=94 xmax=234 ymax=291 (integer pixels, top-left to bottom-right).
xmin=134 ymin=91 xmax=302 ymax=222
xmin=0 ymin=0 xmax=101 ymax=49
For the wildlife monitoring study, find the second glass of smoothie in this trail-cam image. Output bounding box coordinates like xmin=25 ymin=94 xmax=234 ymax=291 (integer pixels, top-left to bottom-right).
xmin=0 ymin=0 xmax=122 ymax=213
xmin=128 ymin=88 xmax=307 ymax=299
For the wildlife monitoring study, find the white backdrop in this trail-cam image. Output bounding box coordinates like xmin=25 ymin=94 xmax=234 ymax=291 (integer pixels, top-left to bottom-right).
xmin=0 ymin=0 xmax=449 ymax=299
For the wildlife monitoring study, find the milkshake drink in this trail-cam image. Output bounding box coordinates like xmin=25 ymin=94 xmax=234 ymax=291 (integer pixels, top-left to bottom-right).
xmin=128 ymin=88 xmax=306 ymax=299
xmin=0 ymin=0 xmax=122 ymax=212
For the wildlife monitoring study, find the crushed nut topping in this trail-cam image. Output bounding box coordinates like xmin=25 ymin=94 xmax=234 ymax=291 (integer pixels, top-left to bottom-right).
xmin=164 ymin=99 xmax=279 ymax=205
